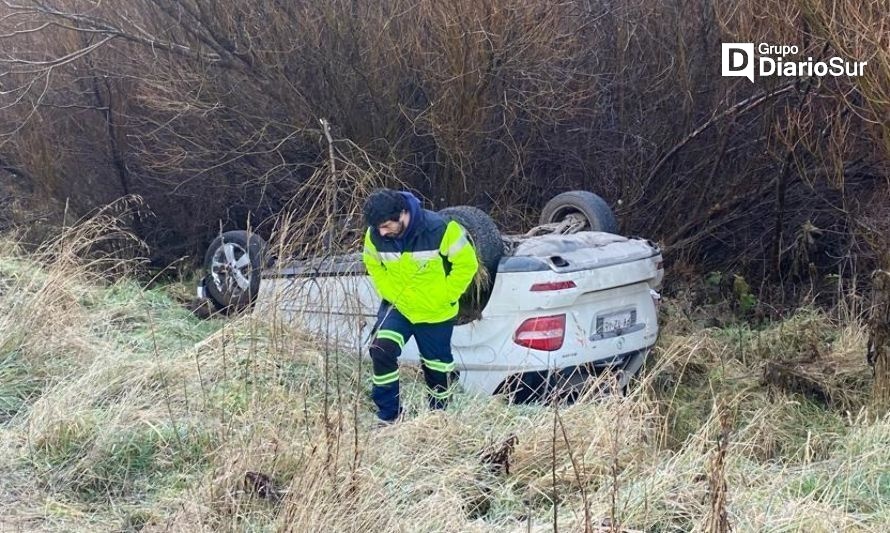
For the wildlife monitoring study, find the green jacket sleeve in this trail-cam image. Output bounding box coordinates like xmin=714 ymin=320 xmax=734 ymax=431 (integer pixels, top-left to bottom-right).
xmin=439 ymin=221 xmax=479 ymax=302
xmin=362 ymin=229 xmax=399 ymax=303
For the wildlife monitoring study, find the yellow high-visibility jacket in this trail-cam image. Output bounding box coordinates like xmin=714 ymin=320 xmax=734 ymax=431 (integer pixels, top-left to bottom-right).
xmin=362 ymin=209 xmax=478 ymax=324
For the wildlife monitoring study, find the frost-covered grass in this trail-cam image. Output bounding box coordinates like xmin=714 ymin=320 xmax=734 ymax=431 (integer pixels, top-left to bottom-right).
xmin=0 ymin=226 xmax=886 ymax=532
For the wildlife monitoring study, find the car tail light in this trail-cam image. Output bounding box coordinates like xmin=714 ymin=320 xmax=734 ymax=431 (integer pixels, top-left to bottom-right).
xmin=513 ymin=314 xmax=566 ymax=351
xmin=530 ymin=281 xmax=577 ymax=292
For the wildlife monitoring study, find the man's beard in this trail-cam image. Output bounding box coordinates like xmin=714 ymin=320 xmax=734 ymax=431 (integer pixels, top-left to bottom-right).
xmin=385 ymin=221 xmax=406 ymax=239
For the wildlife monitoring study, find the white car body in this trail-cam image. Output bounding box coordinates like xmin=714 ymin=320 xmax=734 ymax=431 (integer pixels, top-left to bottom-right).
xmin=229 ymin=231 xmax=663 ymax=400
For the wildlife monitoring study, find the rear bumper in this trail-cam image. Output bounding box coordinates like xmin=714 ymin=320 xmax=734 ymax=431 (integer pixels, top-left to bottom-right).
xmin=492 ymin=347 xmax=650 ymax=403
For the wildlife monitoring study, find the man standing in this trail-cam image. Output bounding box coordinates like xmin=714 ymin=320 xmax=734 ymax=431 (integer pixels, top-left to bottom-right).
xmin=362 ymin=188 xmax=478 ymax=424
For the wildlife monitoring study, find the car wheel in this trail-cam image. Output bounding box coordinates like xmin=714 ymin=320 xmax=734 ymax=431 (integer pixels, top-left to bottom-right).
xmin=540 ymin=191 xmax=619 ymax=234
xmin=438 ymin=206 xmax=503 ymax=322
xmin=202 ymin=230 xmax=267 ymax=311
xmin=438 ymin=205 xmax=503 ymax=275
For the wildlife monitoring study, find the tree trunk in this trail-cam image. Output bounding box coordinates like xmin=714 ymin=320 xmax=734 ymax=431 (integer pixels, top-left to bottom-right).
xmin=868 ymin=257 xmax=890 ymax=414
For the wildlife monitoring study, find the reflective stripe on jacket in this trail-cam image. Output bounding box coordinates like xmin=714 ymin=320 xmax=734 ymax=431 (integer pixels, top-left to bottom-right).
xmin=362 ymin=210 xmax=478 ymax=323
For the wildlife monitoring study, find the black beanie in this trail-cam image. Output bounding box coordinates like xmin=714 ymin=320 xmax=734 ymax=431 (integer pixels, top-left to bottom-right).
xmin=363 ymin=189 xmax=407 ymax=227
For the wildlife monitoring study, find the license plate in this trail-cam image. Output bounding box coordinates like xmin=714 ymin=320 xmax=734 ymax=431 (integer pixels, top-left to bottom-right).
xmin=596 ymin=309 xmax=636 ymax=335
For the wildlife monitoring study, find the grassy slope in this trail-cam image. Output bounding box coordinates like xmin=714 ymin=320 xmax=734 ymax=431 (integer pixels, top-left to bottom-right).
xmin=0 ymin=243 xmax=888 ymax=532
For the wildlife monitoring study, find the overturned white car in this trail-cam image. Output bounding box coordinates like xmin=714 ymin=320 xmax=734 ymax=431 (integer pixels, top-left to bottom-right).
xmin=198 ymin=191 xmax=663 ymax=402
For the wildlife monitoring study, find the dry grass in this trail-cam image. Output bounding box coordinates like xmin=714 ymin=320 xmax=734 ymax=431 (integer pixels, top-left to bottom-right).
xmin=0 ymin=218 xmax=888 ymax=532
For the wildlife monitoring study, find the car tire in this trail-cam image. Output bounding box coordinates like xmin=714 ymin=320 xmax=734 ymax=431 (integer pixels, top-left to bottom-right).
xmin=438 ymin=206 xmax=503 ymax=322
xmin=438 ymin=205 xmax=503 ymax=275
xmin=203 ymin=230 xmax=267 ymax=311
xmin=540 ymin=191 xmax=619 ymax=234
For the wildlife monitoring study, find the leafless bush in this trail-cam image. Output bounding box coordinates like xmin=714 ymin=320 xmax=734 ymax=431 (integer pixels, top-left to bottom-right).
xmin=0 ymin=0 xmax=887 ymax=298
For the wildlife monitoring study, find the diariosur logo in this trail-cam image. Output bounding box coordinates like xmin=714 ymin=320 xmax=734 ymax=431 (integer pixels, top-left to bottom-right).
xmin=722 ymin=43 xmax=867 ymax=82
